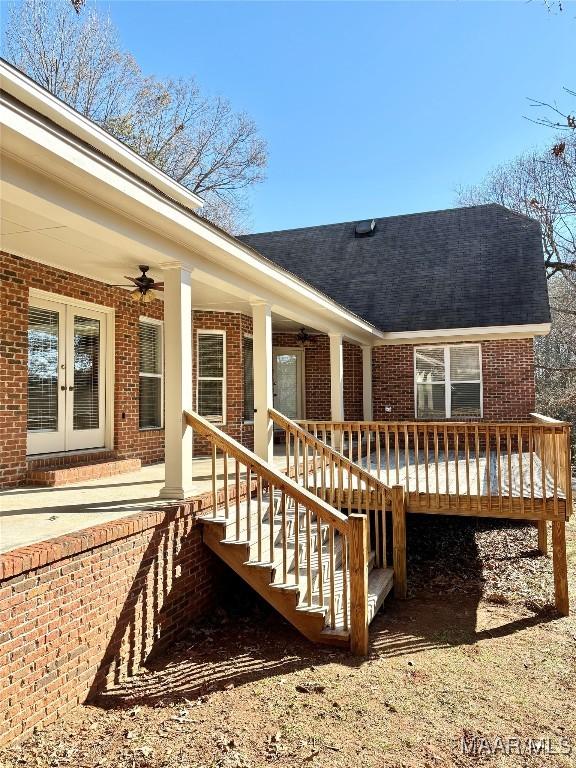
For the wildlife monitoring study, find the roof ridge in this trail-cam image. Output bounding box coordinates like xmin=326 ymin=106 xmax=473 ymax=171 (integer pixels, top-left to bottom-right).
xmin=240 ymin=203 xmax=508 ymax=238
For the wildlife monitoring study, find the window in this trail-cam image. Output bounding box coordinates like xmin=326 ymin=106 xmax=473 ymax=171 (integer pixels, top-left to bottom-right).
xmin=243 ymin=335 xmax=254 ymax=422
xmin=415 ymin=344 xmax=482 ymax=419
xmin=197 ymin=331 xmax=226 ymax=423
xmin=139 ymin=320 xmax=163 ymax=429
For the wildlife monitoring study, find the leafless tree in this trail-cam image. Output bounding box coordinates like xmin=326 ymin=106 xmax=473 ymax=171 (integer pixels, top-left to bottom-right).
xmin=4 ymin=0 xmax=267 ymax=232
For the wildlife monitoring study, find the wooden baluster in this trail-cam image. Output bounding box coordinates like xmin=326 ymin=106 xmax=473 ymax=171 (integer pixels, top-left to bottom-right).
xmin=223 ymin=452 xmax=229 ymax=520
xmin=486 ymin=426 xmax=492 ymax=515
xmin=394 ymin=425 xmax=400 ymax=485
xmin=367 ymin=429 xmax=371 ymax=475
xmin=303 ymin=436 xmax=309 ymax=492
xmin=454 ymin=428 xmax=460 ymax=506
xmin=540 ymin=426 xmax=547 ymax=508
xmin=529 ymin=427 xmax=535 ymax=515
xmin=475 ymin=425 xmax=481 ymax=514
xmin=348 ymin=463 xmax=353 ymax=515
xmin=294 ymin=501 xmax=300 ymax=586
xmin=257 ymin=475 xmax=263 ymax=562
xmin=443 ymin=424 xmax=449 ymax=500
xmin=246 ymin=466 xmax=252 ymax=541
xmin=281 ymin=489 xmax=287 ymax=582
xmin=423 ymin=424 xmax=430 ymax=498
xmin=414 ymin=424 xmax=420 ymax=496
xmin=329 ymin=526 xmax=336 ymax=629
xmin=385 ymin=423 xmax=391 ymax=485
xmin=506 ymin=427 xmax=513 ymax=510
xmin=518 ymin=426 xmax=524 ymax=516
xmin=305 ymin=507 xmax=313 ymax=606
xmin=464 ymin=427 xmax=471 ymax=509
xmin=285 ymin=429 xmax=290 ymax=476
xmin=403 ymin=423 xmax=410 ymax=494
xmin=317 ymin=515 xmax=324 ymax=609
xmin=235 ymin=460 xmax=241 ymax=540
xmin=342 ymin=535 xmax=349 ymax=632
xmin=376 ymin=426 xmax=381 ymax=481
xmin=392 ymin=485 xmax=407 ymax=600
xmin=374 ymin=480 xmax=381 ymax=568
xmin=381 ymin=490 xmax=387 ymax=568
xmin=552 ymin=428 xmax=559 ymax=518
xmin=433 ymin=426 xmax=440 ymax=506
xmin=357 ymin=427 xmax=362 ymax=467
xmin=349 ymin=514 xmax=369 ymax=655
xmin=212 ymin=443 xmax=218 ymax=517
xmin=294 ymin=432 xmax=300 ymax=486
xmin=496 ymin=426 xmax=503 ymax=513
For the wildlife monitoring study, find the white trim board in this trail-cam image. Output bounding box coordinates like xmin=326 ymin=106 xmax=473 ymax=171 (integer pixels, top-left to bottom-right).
xmin=375 ymin=323 xmax=551 ymax=346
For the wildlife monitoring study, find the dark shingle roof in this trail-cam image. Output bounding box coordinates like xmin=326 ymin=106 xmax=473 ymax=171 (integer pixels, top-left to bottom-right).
xmin=239 ymin=204 xmax=550 ymax=333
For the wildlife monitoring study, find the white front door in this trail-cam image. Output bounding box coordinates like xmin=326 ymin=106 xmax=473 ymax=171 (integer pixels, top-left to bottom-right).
xmin=272 ymin=347 xmax=304 ymax=420
xmin=27 ymin=297 xmax=107 ymax=455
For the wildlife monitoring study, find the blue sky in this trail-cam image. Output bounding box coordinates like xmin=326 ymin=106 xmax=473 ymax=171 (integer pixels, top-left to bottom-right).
xmin=98 ymin=1 xmax=574 ymax=232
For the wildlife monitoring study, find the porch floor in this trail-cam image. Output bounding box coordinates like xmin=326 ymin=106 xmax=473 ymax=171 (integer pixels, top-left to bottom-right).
xmin=0 ymin=452 xmax=287 ymax=554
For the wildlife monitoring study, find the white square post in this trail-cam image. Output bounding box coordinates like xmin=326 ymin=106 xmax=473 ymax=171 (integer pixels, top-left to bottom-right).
xmin=159 ymin=264 xmax=194 ymax=499
xmin=251 ymin=301 xmax=274 ymax=463
xmin=362 ymin=344 xmax=373 ymax=421
xmin=329 ymin=333 xmax=344 ymax=450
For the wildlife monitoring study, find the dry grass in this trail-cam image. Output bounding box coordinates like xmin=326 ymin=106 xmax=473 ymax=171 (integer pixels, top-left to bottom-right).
xmin=2 ymin=517 xmax=575 ymax=768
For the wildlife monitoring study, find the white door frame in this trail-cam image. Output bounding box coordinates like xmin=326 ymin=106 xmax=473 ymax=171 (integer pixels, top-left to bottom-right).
xmin=272 ymin=346 xmax=306 ymax=420
xmin=27 ymin=289 xmax=115 ymax=455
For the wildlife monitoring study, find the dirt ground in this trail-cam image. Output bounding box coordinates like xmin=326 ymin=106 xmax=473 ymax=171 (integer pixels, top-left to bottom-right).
xmin=2 ymin=516 xmax=575 ymax=768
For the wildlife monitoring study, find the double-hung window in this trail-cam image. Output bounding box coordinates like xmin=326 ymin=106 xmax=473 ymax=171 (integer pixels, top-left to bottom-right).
xmin=197 ymin=331 xmax=226 ymax=423
xmin=415 ymin=344 xmax=482 ymax=418
xmin=243 ymin=335 xmax=254 ymax=422
xmin=139 ymin=320 xmax=163 ymax=429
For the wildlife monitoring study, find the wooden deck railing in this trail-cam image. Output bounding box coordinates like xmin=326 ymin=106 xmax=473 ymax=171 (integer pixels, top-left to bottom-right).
xmin=269 ymin=408 xmax=407 ymax=599
xmin=185 ymin=410 xmax=371 ymax=653
xmin=296 ymin=416 xmax=572 ymax=521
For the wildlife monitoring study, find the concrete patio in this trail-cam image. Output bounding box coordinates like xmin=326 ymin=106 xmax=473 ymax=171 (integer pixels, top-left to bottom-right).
xmin=0 ymin=453 xmax=287 ymax=554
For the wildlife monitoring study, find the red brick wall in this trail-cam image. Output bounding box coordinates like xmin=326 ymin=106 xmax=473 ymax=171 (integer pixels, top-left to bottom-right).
xmin=0 ymin=500 xmax=224 ymax=747
xmin=0 ymin=252 xmax=164 ymax=488
xmin=372 ymin=339 xmax=536 ymax=421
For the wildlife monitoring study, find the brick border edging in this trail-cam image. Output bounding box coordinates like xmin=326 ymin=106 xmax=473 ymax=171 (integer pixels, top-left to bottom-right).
xmin=0 ymin=473 xmax=264 ymax=581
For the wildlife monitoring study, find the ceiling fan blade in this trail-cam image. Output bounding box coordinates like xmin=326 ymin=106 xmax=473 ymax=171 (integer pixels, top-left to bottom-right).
xmin=150 ymin=283 xmax=164 ymax=290
xmin=123 ymin=276 xmax=140 ymax=286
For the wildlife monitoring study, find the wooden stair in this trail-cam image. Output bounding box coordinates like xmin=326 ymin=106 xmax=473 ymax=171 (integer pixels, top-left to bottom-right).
xmin=200 ymin=489 xmax=394 ymax=648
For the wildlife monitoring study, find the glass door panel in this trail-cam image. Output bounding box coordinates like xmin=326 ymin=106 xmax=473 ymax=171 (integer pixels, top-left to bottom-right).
xmin=273 ymin=349 xmax=303 ymax=420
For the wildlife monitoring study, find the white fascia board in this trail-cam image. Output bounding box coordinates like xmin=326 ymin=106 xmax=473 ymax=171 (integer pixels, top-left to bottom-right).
xmin=375 ymin=323 xmax=551 ymax=345
xmin=0 ymin=60 xmax=204 ymax=211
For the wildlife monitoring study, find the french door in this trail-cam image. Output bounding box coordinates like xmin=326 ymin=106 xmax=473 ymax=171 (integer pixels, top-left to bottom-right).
xmin=272 ymin=348 xmax=304 ymax=420
xmin=27 ymin=297 xmax=107 ymax=455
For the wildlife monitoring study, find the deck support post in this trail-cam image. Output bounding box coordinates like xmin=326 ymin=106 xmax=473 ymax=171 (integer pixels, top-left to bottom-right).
xmin=392 ymin=485 xmax=407 ymax=599
xmin=251 ymin=301 xmax=274 ymax=464
xmin=537 ymin=520 xmax=548 ymax=556
xmin=362 ymin=345 xmax=373 ymax=421
xmin=552 ymin=520 xmax=569 ymax=616
xmin=159 ymin=264 xmax=194 ymax=499
xmin=349 ymin=513 xmax=369 ymax=655
xmin=329 ymin=333 xmax=344 ymax=451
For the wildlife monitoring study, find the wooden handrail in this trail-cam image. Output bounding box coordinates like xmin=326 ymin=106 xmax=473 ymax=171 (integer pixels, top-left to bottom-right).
xmin=185 ymin=410 xmax=349 ymax=532
xmin=270 ymin=408 xmax=392 ymax=503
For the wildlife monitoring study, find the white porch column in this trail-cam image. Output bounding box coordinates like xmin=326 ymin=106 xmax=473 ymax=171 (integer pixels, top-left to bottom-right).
xmin=362 ymin=344 xmax=373 ymax=421
xmin=329 ymin=333 xmax=344 ymax=422
xmin=251 ymin=301 xmax=274 ymax=463
xmin=159 ymin=264 xmax=194 ymax=499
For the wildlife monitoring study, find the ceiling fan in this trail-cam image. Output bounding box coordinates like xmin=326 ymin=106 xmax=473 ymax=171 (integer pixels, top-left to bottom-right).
xmin=113 ymin=265 xmax=164 ymax=303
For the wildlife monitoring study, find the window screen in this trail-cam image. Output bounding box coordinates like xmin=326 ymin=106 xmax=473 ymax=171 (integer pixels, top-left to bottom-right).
xmin=139 ymin=322 xmax=163 ymax=429
xmin=197 ymin=332 xmax=225 ymax=422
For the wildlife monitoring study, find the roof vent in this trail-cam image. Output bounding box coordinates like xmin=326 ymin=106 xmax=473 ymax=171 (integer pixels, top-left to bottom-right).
xmin=355 ymin=219 xmax=376 ymax=237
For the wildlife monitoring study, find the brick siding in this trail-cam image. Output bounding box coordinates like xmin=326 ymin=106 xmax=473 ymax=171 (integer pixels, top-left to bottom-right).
xmin=372 ymin=339 xmax=536 ymax=421
xmin=0 ymin=497 xmax=227 ymax=747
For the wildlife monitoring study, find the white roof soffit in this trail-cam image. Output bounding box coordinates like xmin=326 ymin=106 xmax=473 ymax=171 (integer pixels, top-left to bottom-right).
xmin=1 ymin=62 xmax=382 ymax=343
xmin=375 ymin=323 xmax=551 ymax=345
xmin=0 ymin=59 xmax=204 ymax=212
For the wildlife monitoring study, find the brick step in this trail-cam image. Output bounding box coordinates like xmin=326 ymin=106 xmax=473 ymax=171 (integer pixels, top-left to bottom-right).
xmin=25 ymin=456 xmax=141 ymax=487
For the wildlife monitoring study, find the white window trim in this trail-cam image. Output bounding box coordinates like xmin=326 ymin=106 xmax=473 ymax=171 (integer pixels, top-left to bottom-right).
xmin=413 ymin=343 xmax=483 ymax=419
xmin=196 ymin=329 xmax=227 ymax=425
xmin=243 ymin=333 xmax=254 ymax=425
xmin=139 ymin=317 xmax=164 ymax=431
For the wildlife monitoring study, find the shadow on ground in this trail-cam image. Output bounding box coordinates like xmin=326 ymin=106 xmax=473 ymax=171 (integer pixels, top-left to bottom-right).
xmin=93 ymin=514 xmax=558 ymax=710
